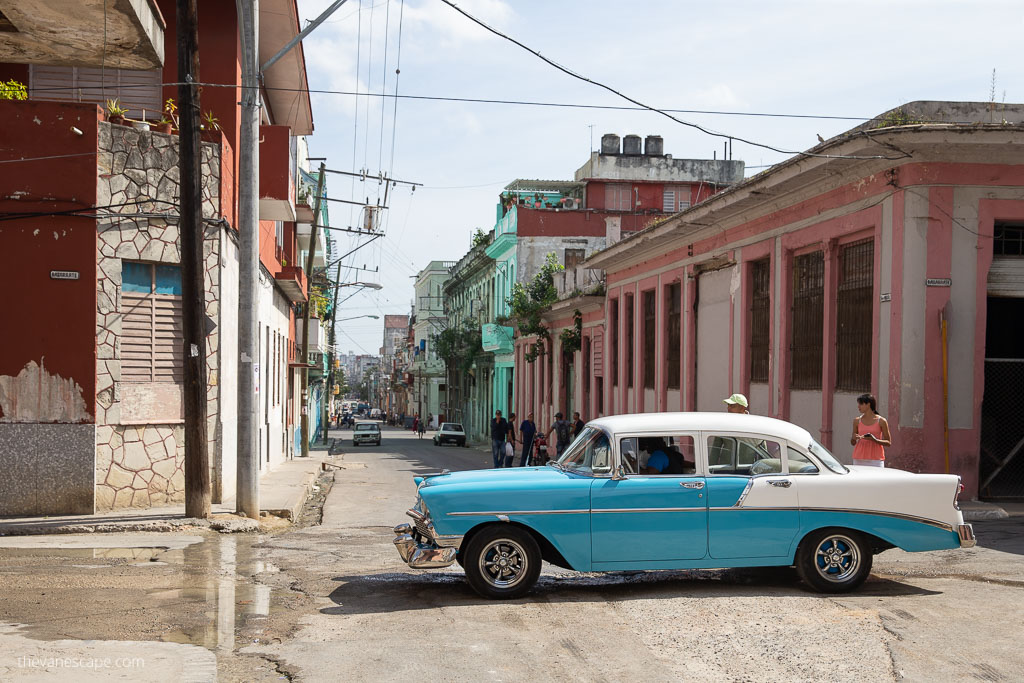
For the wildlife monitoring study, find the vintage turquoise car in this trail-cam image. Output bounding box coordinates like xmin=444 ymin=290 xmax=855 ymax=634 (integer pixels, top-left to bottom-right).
xmin=393 ymin=413 xmax=975 ymax=599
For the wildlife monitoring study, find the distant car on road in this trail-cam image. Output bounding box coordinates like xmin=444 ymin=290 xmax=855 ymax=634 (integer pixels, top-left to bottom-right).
xmin=393 ymin=412 xmax=975 ymax=599
xmin=370 ymin=408 xmax=382 ymax=419
xmin=352 ymin=422 xmax=381 ymax=446
xmin=433 ymin=422 xmax=467 ymax=447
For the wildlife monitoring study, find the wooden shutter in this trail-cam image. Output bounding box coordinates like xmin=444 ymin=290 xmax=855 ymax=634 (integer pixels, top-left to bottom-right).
xmin=121 ymin=290 xmax=183 ymax=383
xmin=29 ymin=65 xmax=162 ymax=117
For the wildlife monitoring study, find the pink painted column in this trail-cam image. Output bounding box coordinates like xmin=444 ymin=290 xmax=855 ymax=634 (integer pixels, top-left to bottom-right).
xmin=655 ymin=274 xmax=667 ymax=413
xmin=924 ymin=187 xmax=954 ymax=474
xmin=777 ymin=249 xmax=794 ymax=421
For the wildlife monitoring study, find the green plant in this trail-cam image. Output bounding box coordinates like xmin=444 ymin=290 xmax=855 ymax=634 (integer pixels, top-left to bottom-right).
xmin=559 ymin=309 xmax=583 ymax=355
xmin=0 ymin=79 xmax=27 ymax=101
xmin=874 ymin=106 xmax=923 ymax=129
xmin=471 ymin=228 xmax=489 ymax=249
xmin=432 ymin=325 xmax=483 ymax=374
xmin=506 ymin=252 xmax=563 ymax=362
xmin=201 ymin=110 xmax=220 ymax=131
xmin=105 ymin=98 xmax=128 ymax=117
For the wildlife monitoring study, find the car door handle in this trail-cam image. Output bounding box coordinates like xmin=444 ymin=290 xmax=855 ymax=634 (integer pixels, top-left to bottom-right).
xmin=767 ymin=479 xmax=792 ymax=488
xmin=680 ymin=481 xmax=705 ymax=489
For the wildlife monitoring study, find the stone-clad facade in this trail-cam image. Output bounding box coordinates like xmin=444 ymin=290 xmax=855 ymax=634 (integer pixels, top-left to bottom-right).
xmin=93 ymin=122 xmax=228 ymax=510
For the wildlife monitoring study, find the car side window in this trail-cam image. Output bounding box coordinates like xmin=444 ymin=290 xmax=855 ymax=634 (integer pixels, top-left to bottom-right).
xmin=786 ymin=447 xmax=819 ymax=474
xmin=620 ymin=438 xmax=639 ymax=474
xmin=629 ymin=434 xmax=696 ymax=475
xmin=707 ymin=435 xmax=782 ymax=476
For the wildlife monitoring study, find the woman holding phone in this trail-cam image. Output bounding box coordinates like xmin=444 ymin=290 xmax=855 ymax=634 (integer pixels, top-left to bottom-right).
xmin=851 ymin=393 xmax=891 ymax=467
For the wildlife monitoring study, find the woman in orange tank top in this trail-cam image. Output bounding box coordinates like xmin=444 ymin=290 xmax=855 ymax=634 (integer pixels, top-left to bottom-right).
xmin=850 ymin=393 xmax=891 ymax=467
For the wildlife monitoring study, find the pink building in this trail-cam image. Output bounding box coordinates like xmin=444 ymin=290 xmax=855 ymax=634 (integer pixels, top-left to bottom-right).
xmin=516 ymin=102 xmax=1024 ymax=500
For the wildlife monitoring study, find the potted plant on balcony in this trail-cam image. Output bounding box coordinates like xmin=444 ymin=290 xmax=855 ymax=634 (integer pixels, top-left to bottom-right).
xmin=201 ymin=110 xmax=221 ymax=131
xmin=0 ymin=79 xmax=27 ymax=100
xmin=105 ymin=98 xmax=129 ymax=126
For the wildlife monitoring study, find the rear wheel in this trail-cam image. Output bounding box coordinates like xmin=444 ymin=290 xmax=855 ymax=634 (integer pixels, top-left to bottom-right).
xmin=796 ymin=528 xmax=873 ymax=593
xmin=462 ymin=525 xmax=541 ymax=599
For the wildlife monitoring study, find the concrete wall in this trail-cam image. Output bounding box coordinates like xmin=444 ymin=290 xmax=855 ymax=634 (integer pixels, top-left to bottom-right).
xmin=575 ymin=151 xmax=744 ymax=185
xmin=93 ymin=122 xmax=224 ymax=510
xmin=257 ymin=271 xmax=293 ymax=471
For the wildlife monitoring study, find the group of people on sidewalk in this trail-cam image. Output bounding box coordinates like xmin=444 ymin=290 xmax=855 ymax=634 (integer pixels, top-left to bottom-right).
xmin=488 ymin=409 xmax=586 ymax=468
xmin=483 ymin=392 xmax=891 ymax=469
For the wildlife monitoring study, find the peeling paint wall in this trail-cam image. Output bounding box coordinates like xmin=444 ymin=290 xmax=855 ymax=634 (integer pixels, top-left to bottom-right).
xmin=0 ymin=359 xmax=90 ymax=423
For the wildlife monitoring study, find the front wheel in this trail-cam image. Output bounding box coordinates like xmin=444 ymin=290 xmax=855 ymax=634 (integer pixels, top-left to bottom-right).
xmin=462 ymin=525 xmax=542 ymax=599
xmin=796 ymin=528 xmax=873 ymax=593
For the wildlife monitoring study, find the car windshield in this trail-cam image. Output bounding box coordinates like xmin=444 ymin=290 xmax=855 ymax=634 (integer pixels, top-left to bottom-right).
xmin=556 ymin=427 xmax=612 ymax=476
xmin=355 ymin=424 xmax=377 ymax=431
xmin=443 ymin=424 xmax=463 ymax=432
xmin=808 ymin=439 xmax=847 ymax=474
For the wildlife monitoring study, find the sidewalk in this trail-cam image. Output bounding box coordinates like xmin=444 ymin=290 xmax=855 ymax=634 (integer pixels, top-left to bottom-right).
xmin=0 ymin=447 xmax=337 ymax=537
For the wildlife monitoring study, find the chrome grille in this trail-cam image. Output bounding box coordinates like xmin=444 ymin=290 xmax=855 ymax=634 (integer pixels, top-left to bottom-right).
xmin=414 ymin=517 xmax=432 ymax=539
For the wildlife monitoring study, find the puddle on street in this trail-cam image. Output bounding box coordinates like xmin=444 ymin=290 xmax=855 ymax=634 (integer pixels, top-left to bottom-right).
xmin=0 ymin=534 xmax=286 ymax=653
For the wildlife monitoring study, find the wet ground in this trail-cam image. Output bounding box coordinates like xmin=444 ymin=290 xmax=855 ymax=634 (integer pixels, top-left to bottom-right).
xmin=1 ymin=426 xmax=1022 ymax=681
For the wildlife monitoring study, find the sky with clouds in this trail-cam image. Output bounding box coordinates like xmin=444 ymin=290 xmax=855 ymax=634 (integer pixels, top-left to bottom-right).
xmin=296 ymin=0 xmax=1023 ymax=357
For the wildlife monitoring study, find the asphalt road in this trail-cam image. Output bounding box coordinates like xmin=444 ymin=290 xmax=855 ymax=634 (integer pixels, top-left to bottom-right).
xmin=0 ymin=423 xmax=1021 ymax=682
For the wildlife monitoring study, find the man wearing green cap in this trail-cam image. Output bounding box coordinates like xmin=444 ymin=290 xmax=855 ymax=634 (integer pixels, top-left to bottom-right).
xmin=723 ymin=393 xmax=749 ymax=414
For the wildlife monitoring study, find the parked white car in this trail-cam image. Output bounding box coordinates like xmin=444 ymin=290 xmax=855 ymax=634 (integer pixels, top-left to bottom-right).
xmin=352 ymin=422 xmax=381 ymax=446
xmin=433 ymin=422 xmax=467 ymax=447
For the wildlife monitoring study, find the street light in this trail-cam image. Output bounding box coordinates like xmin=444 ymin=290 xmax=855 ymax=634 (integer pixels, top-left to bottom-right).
xmin=328 ymin=281 xmax=383 ymax=290
xmin=335 ymin=314 xmax=379 ymax=322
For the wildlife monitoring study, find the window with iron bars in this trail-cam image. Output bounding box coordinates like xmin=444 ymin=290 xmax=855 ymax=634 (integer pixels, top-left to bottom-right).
xmin=643 ymin=290 xmax=656 ymax=389
xmin=994 ymin=223 xmax=1024 ymax=256
xmin=836 ymin=239 xmax=874 ymax=391
xmin=749 ymin=259 xmax=771 ymax=383
xmin=790 ymin=251 xmax=824 ymax=389
xmin=667 ymin=282 xmax=681 ymax=390
xmin=625 ymin=293 xmax=635 ymax=388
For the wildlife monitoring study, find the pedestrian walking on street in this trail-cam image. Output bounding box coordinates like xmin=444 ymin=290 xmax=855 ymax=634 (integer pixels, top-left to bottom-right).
xmin=519 ymin=412 xmax=537 ymax=466
xmin=546 ymin=412 xmax=572 ymax=457
xmin=723 ymin=393 xmax=750 ymax=414
xmin=490 ymin=410 xmax=509 ymax=468
xmin=417 ymin=418 xmax=426 ymax=439
xmin=851 ymin=393 xmax=890 ymax=467
xmin=504 ymin=413 xmax=517 ymax=467
xmin=572 ymin=411 xmax=585 ymax=438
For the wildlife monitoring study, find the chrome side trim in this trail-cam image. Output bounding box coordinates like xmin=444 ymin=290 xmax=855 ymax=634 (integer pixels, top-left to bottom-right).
xmin=593 ymin=507 xmax=707 ymax=513
xmin=447 ymin=509 xmax=589 ymax=517
xmin=734 ymin=478 xmax=755 ymax=507
xmin=708 ymin=505 xmax=955 ymax=532
xmin=957 ymin=524 xmax=976 ymax=548
xmin=435 ymin=534 xmax=464 ymax=550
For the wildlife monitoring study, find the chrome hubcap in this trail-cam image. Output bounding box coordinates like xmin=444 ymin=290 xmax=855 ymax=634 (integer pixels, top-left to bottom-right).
xmin=479 ymin=539 xmax=527 ymax=588
xmin=814 ymin=535 xmax=860 ymax=582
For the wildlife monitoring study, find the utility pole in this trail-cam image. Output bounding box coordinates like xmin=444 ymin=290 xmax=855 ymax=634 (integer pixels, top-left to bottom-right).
xmin=178 ymin=0 xmax=210 ymax=519
xmin=300 ymin=164 xmax=327 ymax=457
xmin=322 ymin=249 xmax=344 ymax=445
xmin=236 ymin=0 xmax=260 ymax=519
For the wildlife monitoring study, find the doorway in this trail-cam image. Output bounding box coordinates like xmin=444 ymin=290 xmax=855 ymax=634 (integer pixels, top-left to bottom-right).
xmin=980 ymin=296 xmax=1024 ymax=499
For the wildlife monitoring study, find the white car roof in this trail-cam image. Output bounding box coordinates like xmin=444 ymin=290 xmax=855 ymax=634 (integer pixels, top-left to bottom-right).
xmin=587 ymin=412 xmax=813 ymax=446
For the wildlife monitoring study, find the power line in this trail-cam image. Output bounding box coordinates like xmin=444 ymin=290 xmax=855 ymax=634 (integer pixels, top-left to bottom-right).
xmin=438 ymin=0 xmax=908 ymax=162
xmin=25 ymin=80 xmax=901 ymax=124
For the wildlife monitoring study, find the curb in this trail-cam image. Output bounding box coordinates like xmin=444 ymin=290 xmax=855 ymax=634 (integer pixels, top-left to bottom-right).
xmin=0 ymin=516 xmax=261 ymax=537
xmin=261 ymin=467 xmax=320 ymax=520
xmin=963 ymin=507 xmax=1010 ymax=521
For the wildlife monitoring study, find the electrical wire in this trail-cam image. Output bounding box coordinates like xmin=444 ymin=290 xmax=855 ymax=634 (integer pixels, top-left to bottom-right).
xmin=438 ymin=0 xmax=909 ymax=162
xmin=377 ymin=0 xmax=392 ymax=179
xmin=24 ymin=81 xmax=899 ymax=124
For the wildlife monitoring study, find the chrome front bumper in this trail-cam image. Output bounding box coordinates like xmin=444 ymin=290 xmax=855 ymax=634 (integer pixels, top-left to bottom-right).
xmin=393 ymin=509 xmax=462 ymax=569
xmin=957 ymin=523 xmax=976 ymax=548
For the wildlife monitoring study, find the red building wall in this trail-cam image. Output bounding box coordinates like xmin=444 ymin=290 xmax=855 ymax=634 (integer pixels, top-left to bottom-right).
xmin=0 ymin=101 xmax=101 ymax=420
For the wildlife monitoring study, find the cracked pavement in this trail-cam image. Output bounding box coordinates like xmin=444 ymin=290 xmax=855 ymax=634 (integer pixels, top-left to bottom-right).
xmin=1 ymin=425 xmax=1021 ymax=681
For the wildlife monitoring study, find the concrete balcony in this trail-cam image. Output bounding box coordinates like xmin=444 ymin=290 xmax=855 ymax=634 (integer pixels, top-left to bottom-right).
xmin=274 ymin=265 xmax=307 ymax=303
xmin=556 ymin=266 xmax=604 ymax=300
xmin=0 ymin=0 xmax=165 ymax=70
xmin=259 ymin=124 xmax=296 ymax=221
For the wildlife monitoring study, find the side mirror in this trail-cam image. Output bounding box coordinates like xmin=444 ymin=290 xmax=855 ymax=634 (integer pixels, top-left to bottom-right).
xmin=612 ymin=465 xmax=627 ymax=481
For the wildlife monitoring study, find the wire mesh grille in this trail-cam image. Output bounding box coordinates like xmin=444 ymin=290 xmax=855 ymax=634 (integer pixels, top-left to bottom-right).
xmin=750 ymin=259 xmax=771 ymax=383
xmin=791 ymin=251 xmax=824 ymax=389
xmin=980 ymin=359 xmax=1024 ymax=499
xmin=836 ymin=239 xmax=874 ymax=391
